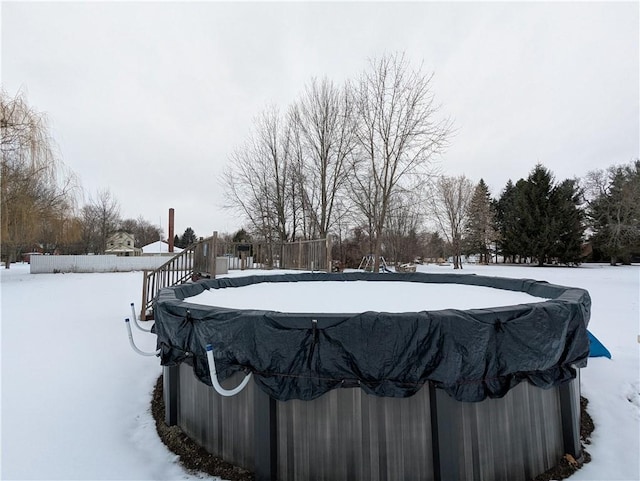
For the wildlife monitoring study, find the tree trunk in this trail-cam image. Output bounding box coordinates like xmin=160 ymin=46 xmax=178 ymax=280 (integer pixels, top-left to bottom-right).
xmin=373 ymin=236 xmax=381 ymax=273
xmin=4 ymin=248 xmax=15 ymax=268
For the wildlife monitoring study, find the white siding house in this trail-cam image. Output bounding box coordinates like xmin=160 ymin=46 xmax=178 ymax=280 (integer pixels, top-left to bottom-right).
xmin=105 ymin=232 xmax=141 ymax=256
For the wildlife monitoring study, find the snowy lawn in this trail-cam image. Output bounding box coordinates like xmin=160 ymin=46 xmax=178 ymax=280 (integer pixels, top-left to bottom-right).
xmin=1 ymin=263 xmax=638 ymax=480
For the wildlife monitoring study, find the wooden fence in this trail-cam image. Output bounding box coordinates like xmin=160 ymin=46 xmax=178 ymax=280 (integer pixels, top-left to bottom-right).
xmin=215 ymin=237 xmax=332 ymax=272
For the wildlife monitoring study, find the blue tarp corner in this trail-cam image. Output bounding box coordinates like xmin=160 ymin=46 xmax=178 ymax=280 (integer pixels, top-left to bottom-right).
xmin=588 ymin=330 xmax=612 ymax=359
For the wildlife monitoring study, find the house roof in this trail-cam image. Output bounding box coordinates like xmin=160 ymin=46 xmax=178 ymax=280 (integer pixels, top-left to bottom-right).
xmin=141 ymin=240 xmax=183 ymax=254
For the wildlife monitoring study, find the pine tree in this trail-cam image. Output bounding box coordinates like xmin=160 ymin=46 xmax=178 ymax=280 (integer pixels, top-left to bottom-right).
xmin=500 ymin=164 xmax=585 ymax=266
xmin=495 ymin=180 xmax=520 ymax=263
xmin=464 ymin=179 xmax=495 ymax=263
xmin=516 ymin=164 xmax=556 ymax=266
xmin=232 ymin=228 xmax=251 ymax=243
xmin=179 ymin=227 xmax=197 ymax=248
xmin=550 ymin=179 xmax=584 ymax=265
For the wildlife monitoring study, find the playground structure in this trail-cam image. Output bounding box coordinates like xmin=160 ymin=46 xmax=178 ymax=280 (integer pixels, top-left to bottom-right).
xmin=358 ymin=254 xmax=391 ymax=272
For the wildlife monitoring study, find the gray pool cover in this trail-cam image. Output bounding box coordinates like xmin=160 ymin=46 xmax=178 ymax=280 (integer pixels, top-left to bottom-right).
xmin=153 ymin=272 xmax=590 ymax=402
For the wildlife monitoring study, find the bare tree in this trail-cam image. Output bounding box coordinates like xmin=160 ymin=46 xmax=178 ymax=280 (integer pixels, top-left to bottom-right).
xmin=431 ymin=175 xmax=475 ymax=269
xmin=585 ymin=161 xmax=640 ymax=264
xmin=349 ymin=165 xmax=379 ymax=257
xmin=1 ymin=90 xmax=77 ymax=267
xmin=223 ymin=106 xmax=294 ymax=251
xmin=224 ymin=141 xmax=273 ymax=242
xmin=119 ymin=216 xmax=162 ymax=248
xmin=290 ymin=77 xmax=356 ymax=238
xmin=349 ymin=53 xmax=451 ymax=271
xmin=383 ymin=190 xmax=423 ymax=265
xmin=37 ymin=199 xmax=80 ymax=254
xmin=79 ymin=189 xmax=120 ymax=254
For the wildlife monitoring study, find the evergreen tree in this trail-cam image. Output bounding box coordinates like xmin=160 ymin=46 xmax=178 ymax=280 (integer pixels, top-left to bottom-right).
xmin=500 ymin=164 xmax=585 ymax=266
xmin=232 ymin=228 xmax=251 ymax=243
xmin=516 ymin=164 xmax=556 ymax=266
xmin=179 ymin=227 xmax=197 ymax=248
xmin=550 ymin=179 xmax=585 ymax=265
xmin=464 ymin=179 xmax=496 ymax=263
xmin=424 ymin=231 xmax=446 ymax=261
xmin=173 ymin=234 xmax=181 ymax=249
xmin=495 ymin=180 xmax=520 ymax=262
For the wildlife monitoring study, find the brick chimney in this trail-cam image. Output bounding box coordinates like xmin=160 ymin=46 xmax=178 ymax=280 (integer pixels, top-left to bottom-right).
xmin=168 ymin=208 xmax=175 ymax=253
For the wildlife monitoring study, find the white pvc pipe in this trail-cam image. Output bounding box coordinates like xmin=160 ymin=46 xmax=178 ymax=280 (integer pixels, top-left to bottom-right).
xmin=125 ymin=318 xmax=160 ymax=356
xmin=130 ymin=302 xmax=152 ymax=332
xmin=206 ymin=344 xmax=252 ymax=397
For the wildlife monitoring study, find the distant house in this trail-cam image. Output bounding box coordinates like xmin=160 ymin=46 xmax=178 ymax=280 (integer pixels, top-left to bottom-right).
xmin=106 ymin=232 xmax=141 ymax=256
xmin=141 ymin=240 xmax=183 ymax=256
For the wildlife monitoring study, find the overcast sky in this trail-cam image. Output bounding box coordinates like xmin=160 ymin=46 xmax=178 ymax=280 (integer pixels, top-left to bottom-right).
xmin=2 ymin=1 xmax=638 ymax=238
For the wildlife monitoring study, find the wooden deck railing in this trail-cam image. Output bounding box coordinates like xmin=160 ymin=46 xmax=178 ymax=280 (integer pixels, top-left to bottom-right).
xmin=215 ymin=237 xmax=332 ymax=271
xmin=140 ymin=233 xmax=218 ymax=320
xmin=140 ymin=234 xmax=332 ymax=320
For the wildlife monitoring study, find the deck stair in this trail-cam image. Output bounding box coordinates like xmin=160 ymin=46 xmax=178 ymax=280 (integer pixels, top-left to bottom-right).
xmin=140 ymin=233 xmax=218 ymax=320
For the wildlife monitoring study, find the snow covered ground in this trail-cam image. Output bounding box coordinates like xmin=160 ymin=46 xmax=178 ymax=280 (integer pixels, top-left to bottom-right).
xmin=1 ymin=262 xmax=638 ymax=480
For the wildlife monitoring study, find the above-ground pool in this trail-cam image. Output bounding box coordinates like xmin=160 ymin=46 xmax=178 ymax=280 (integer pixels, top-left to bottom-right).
xmin=153 ymin=272 xmax=591 ymax=481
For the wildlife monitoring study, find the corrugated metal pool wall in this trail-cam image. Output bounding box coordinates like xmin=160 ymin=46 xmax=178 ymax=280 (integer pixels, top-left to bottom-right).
xmin=431 ymin=381 xmax=564 ymax=481
xmin=275 ymin=383 xmax=434 ymax=481
xmin=173 ymin=363 xmax=579 ymax=481
xmin=176 ymin=365 xmax=255 ymax=470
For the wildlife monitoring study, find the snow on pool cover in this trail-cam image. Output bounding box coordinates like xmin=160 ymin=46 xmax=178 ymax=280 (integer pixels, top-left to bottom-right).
xmin=187 ymin=280 xmax=549 ymax=312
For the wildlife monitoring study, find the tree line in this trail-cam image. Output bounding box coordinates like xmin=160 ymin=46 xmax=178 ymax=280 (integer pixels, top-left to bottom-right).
xmin=223 ymin=53 xmax=639 ymax=269
xmin=490 ymin=161 xmax=639 ymax=267
xmin=319 ymin=160 xmax=638 ymax=270
xmin=4 ymin=52 xmax=638 ymax=270
xmin=224 ymin=53 xmax=452 ymax=272
xmin=0 ymin=89 xmax=176 ymax=266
